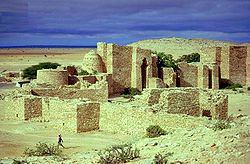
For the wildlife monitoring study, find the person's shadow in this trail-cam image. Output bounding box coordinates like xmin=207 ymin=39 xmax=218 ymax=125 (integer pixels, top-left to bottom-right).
xmin=63 ymin=146 xmax=80 ymax=149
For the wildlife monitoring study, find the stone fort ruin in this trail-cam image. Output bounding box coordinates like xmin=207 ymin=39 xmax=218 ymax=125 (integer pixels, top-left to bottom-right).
xmin=1 ymin=42 xmax=249 ymax=133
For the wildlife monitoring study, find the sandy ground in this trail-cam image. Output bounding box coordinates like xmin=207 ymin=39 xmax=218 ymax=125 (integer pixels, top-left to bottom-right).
xmin=0 ymin=48 xmax=94 ymax=72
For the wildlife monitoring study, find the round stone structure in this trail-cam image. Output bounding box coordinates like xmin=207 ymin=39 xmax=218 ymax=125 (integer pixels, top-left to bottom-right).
xmin=37 ymin=69 xmax=68 ymax=86
xmin=82 ymin=50 xmax=104 ymax=73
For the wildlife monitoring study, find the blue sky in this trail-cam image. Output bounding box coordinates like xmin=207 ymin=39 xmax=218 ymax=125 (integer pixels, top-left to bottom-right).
xmin=0 ymin=0 xmax=250 ymax=46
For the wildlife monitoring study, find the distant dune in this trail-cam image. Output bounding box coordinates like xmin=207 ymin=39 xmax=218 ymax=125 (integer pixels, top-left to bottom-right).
xmin=128 ymin=37 xmax=240 ymax=59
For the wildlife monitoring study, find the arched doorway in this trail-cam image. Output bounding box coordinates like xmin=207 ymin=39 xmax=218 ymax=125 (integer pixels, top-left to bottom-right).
xmin=141 ymin=58 xmax=148 ymax=89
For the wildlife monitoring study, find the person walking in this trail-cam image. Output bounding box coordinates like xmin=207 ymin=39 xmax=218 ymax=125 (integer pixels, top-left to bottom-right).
xmin=58 ymin=134 xmax=65 ymax=148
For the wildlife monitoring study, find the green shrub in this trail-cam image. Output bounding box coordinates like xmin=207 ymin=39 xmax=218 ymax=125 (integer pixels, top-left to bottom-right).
xmin=154 ymin=52 xmax=177 ymax=71
xmin=154 ymin=152 xmax=173 ymax=164
xmin=23 ymin=62 xmax=61 ymax=79
xmin=146 ymin=125 xmax=167 ymax=138
xmin=212 ymin=120 xmax=231 ymax=131
xmin=122 ymin=88 xmax=141 ymax=96
xmin=98 ymin=143 xmax=140 ymax=163
xmin=77 ymin=69 xmax=90 ymax=75
xmin=224 ymin=83 xmax=242 ymax=90
xmin=176 ymin=53 xmax=200 ymax=63
xmin=248 ymin=87 xmax=250 ymax=91
xmin=24 ymin=142 xmax=62 ymax=156
xmin=77 ymin=69 xmax=98 ymax=75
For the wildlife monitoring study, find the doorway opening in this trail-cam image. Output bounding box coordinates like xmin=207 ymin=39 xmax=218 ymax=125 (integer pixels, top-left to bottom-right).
xmin=141 ymin=58 xmax=148 ymax=89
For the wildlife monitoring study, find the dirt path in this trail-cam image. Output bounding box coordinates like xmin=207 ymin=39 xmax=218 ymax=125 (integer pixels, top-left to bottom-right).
xmin=0 ymin=121 xmax=132 ymax=158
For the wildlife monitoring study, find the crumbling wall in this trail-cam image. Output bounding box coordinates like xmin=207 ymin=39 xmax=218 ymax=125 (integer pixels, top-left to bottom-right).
xmin=220 ymin=46 xmax=230 ymax=80
xmin=37 ymin=69 xmax=68 ymax=86
xmin=42 ymin=98 xmax=78 ymax=132
xmin=31 ymin=84 xmax=108 ymax=102
xmin=97 ymin=42 xmax=108 ymax=70
xmin=77 ymin=102 xmax=100 ymax=132
xmin=177 ymin=62 xmax=198 ymax=87
xmin=197 ymin=64 xmax=209 ymax=89
xmin=229 ymin=46 xmax=247 ymax=85
xmin=140 ymin=88 xmax=228 ymax=120
xmin=199 ymin=90 xmax=228 ymax=120
xmin=207 ymin=63 xmax=220 ymax=89
xmin=200 ymin=47 xmax=221 ymax=64
xmin=24 ymin=96 xmax=42 ymax=120
xmin=158 ymin=88 xmax=200 ymax=116
xmin=131 ymin=47 xmax=153 ymax=91
xmin=151 ymin=55 xmax=158 ymax=77
xmin=107 ymin=44 xmax=133 ymax=93
xmin=148 ymin=77 xmax=166 ymax=88
xmin=162 ymin=67 xmax=176 ymax=87
xmin=0 ymin=97 xmax=25 ymax=120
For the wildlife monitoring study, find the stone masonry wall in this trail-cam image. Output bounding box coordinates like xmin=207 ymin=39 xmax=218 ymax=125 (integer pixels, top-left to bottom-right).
xmin=148 ymin=77 xmax=166 ymax=89
xmin=162 ymin=67 xmax=176 ymax=87
xmin=37 ymin=69 xmax=68 ymax=86
xmin=0 ymin=97 xmax=25 ymax=120
xmin=24 ymin=96 xmax=42 ymax=120
xmin=199 ymin=90 xmax=228 ymax=120
xmin=197 ymin=64 xmax=209 ymax=89
xmin=220 ymin=46 xmax=230 ymax=80
xmin=42 ymin=98 xmax=78 ymax=132
xmin=131 ymin=47 xmax=153 ymax=91
xmin=77 ymin=102 xmax=100 ymax=132
xmin=31 ymin=83 xmax=108 ymax=102
xmin=107 ymin=44 xmax=133 ymax=94
xmin=177 ymin=62 xmax=198 ymax=87
xmin=158 ymin=88 xmax=200 ymax=116
xmin=229 ymin=46 xmax=247 ymax=86
xmin=140 ymin=88 xmax=228 ymax=120
xmin=200 ymin=47 xmax=221 ymax=64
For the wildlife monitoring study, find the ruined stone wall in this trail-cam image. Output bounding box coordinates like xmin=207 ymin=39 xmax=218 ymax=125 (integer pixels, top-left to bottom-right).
xmin=43 ymin=99 xmax=100 ymax=133
xmin=42 ymin=98 xmax=78 ymax=132
xmin=97 ymin=42 xmax=108 ymax=69
xmin=177 ymin=62 xmax=198 ymax=87
xmin=31 ymin=83 xmax=108 ymax=102
xmin=107 ymin=44 xmax=133 ymax=94
xmin=37 ymin=69 xmax=68 ymax=86
xmin=162 ymin=67 xmax=176 ymax=87
xmin=200 ymin=47 xmax=221 ymax=64
xmin=77 ymin=102 xmax=100 ymax=132
xmin=220 ymin=47 xmax=230 ymax=80
xmin=229 ymin=46 xmax=247 ymax=85
xmin=100 ymin=102 xmax=207 ymax=136
xmin=151 ymin=55 xmax=158 ymax=77
xmin=206 ymin=64 xmax=220 ymax=89
xmin=148 ymin=77 xmax=166 ymax=88
xmin=24 ymin=97 xmax=42 ymax=120
xmin=131 ymin=47 xmax=153 ymax=91
xmin=158 ymin=88 xmax=200 ymax=116
xmin=199 ymin=90 xmax=228 ymax=120
xmin=0 ymin=97 xmax=25 ymax=120
xmin=197 ymin=64 xmax=209 ymax=89
xmin=139 ymin=88 xmax=228 ymax=120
